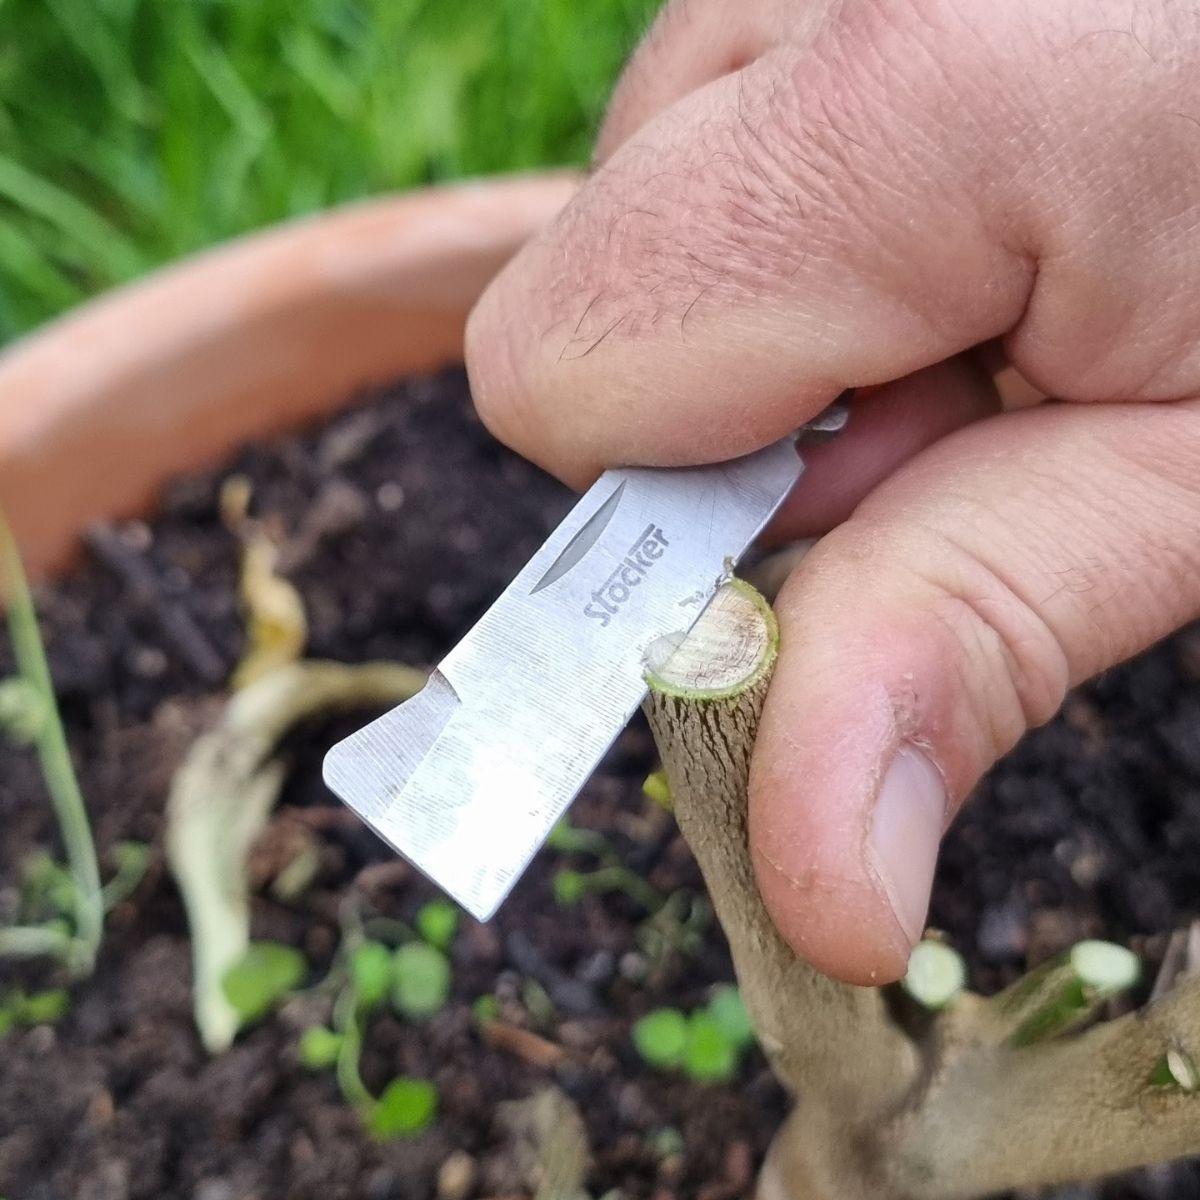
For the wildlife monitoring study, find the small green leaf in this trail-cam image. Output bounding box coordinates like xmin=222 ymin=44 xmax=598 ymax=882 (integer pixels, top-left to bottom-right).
xmin=683 ymin=1013 xmax=739 ymax=1083
xmin=642 ymin=769 xmax=672 ymax=812
xmin=705 ymin=986 xmax=754 ymax=1049
xmin=632 ymin=1008 xmax=688 ymax=1068
xmin=0 ymin=676 xmax=46 ymax=743
xmin=221 ymin=941 xmax=306 ymax=1025
xmin=298 ymin=1025 xmax=343 ymax=1070
xmin=553 ymin=869 xmax=586 ymax=906
xmin=369 ymin=1077 xmax=438 ymax=1139
xmin=18 ymin=988 xmax=70 ymax=1025
xmin=415 ymin=900 xmax=459 ymax=950
xmin=349 ymin=941 xmax=393 ymax=1010
xmin=392 ymin=942 xmax=451 ymax=1020
xmin=471 ymin=994 xmax=500 ymax=1027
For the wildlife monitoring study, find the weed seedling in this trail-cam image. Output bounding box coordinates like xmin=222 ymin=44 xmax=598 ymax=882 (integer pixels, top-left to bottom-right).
xmin=296 ymin=904 xmax=458 ymax=1139
xmin=632 ymin=986 xmax=756 ymax=1084
xmin=0 ymin=988 xmax=71 ymax=1035
xmin=549 ymin=815 xmax=663 ymax=913
xmin=0 ymin=515 xmax=146 ymax=981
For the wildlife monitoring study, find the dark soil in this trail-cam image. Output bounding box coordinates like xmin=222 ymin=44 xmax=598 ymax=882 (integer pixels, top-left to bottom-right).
xmin=2 ymin=368 xmax=1199 ymax=1200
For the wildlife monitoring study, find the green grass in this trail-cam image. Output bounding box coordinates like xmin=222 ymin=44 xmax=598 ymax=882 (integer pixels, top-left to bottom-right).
xmin=0 ymin=0 xmax=659 ymax=341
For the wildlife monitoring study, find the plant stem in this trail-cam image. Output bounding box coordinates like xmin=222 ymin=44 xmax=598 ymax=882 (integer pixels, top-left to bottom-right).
xmin=333 ymin=984 xmax=374 ymax=1111
xmin=0 ymin=924 xmax=76 ymax=959
xmin=1 ymin=515 xmax=102 ymax=973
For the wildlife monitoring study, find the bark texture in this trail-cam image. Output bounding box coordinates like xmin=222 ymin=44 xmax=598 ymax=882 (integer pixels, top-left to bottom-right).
xmin=643 ymin=579 xmax=1200 ymax=1200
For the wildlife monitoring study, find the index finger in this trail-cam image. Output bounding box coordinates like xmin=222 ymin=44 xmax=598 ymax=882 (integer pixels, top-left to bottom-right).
xmin=464 ymin=24 xmax=1034 ymax=485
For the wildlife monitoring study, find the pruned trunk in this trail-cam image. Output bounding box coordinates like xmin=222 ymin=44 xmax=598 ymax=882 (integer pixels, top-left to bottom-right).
xmin=643 ymin=579 xmax=1200 ymax=1200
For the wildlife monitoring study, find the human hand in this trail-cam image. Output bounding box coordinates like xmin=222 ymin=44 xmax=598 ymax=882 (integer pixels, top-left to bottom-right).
xmin=464 ymin=0 xmax=1200 ymax=984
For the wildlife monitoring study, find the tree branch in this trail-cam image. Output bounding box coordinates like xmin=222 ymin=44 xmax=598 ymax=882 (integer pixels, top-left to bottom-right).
xmin=644 ymin=579 xmax=1200 ymax=1199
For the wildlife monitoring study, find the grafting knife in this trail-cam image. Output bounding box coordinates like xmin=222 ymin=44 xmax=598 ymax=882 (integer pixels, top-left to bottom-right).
xmin=323 ymin=403 xmax=849 ymax=921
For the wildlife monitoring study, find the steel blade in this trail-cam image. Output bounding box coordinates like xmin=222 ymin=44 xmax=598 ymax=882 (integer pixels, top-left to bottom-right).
xmin=323 ymin=436 xmax=804 ymax=919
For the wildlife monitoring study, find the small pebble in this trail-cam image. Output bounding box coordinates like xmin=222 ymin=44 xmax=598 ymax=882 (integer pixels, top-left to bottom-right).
xmin=118 ymin=520 xmax=152 ymax=551
xmin=86 ymin=1088 xmax=115 ymax=1129
xmin=723 ymin=1140 xmax=753 ymax=1190
xmin=23 ymin=1024 xmax=56 ymax=1054
xmin=193 ymin=1181 xmax=234 ymax=1200
xmin=376 ymin=481 xmax=406 ymax=511
xmin=578 ymin=949 xmax=616 ymax=987
xmin=366 ymin=1166 xmax=402 ymax=1200
xmin=437 ymin=1150 xmax=477 ymax=1200
xmin=977 ymin=892 xmax=1028 ymax=963
xmin=619 ymin=952 xmax=647 ymax=983
xmin=129 ymin=645 xmax=169 ymax=678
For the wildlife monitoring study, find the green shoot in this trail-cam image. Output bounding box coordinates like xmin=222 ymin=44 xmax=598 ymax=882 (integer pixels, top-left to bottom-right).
xmin=472 ymin=994 xmax=501 ymax=1028
xmin=299 ymin=917 xmax=448 ymax=1137
xmin=391 ymin=942 xmax=452 ymax=1020
xmin=1 ymin=514 xmax=103 ymax=976
xmin=332 ymin=979 xmax=373 ymax=1111
xmin=369 ymin=1077 xmax=439 ymax=1140
xmin=642 ymin=769 xmax=672 ymax=811
xmin=552 ymin=865 xmax=661 ymax=912
xmin=0 ymin=987 xmax=71 ymax=1035
xmin=325 ymin=970 xmax=439 ymax=1139
xmin=100 ymin=841 xmax=150 ymax=911
xmin=221 ymin=940 xmax=306 ymax=1027
xmin=414 ymin=899 xmax=459 ymax=951
xmin=997 ymin=939 xmax=1141 ymax=1047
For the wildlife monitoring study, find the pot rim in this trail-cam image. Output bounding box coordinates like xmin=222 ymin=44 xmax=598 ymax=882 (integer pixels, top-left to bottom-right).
xmin=0 ymin=170 xmax=578 ymax=578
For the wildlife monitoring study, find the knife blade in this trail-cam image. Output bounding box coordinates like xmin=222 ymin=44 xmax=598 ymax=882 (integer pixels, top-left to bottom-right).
xmin=323 ymin=406 xmax=847 ymax=921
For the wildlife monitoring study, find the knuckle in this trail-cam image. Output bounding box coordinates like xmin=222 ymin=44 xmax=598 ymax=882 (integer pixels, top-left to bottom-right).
xmin=897 ymin=521 xmax=1073 ymax=755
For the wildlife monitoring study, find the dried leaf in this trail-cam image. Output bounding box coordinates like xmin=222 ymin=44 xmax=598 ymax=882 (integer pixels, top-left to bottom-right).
xmin=165 ymin=660 xmax=424 ymax=1052
xmin=232 ymin=537 xmax=308 ymax=689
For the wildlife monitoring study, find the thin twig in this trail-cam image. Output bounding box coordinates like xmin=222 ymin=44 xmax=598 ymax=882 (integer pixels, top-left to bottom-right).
xmin=1 ymin=514 xmax=102 ymax=974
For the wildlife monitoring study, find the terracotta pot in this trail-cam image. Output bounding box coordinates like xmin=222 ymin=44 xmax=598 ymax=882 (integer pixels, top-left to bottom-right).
xmin=0 ymin=172 xmax=578 ymax=579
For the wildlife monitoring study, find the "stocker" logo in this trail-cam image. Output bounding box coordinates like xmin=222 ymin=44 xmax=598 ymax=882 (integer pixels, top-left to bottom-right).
xmin=583 ymin=524 xmax=670 ymax=627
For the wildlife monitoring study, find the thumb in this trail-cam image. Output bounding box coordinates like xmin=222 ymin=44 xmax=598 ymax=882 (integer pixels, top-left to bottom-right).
xmin=751 ymin=396 xmax=1200 ymax=985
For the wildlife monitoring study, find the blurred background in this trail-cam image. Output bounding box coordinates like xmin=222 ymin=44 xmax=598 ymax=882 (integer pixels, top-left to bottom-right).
xmin=0 ymin=0 xmax=658 ymax=341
